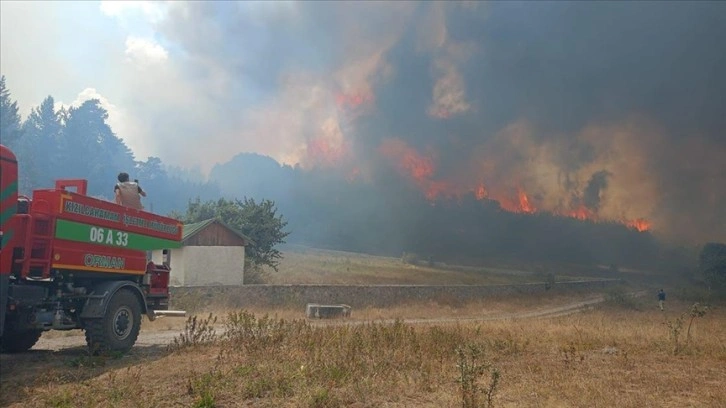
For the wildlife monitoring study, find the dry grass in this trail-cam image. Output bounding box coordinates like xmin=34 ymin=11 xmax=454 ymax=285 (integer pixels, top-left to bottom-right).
xmin=1 ymin=247 xmax=715 ymax=407
xmin=136 ymin=290 xmax=599 ymax=337
xmin=269 ymin=245 xmax=598 ymax=285
xmin=4 ymin=298 xmax=725 ymax=408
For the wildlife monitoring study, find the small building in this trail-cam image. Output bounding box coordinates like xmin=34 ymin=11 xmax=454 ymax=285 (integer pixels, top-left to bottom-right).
xmin=152 ymin=218 xmax=250 ymax=286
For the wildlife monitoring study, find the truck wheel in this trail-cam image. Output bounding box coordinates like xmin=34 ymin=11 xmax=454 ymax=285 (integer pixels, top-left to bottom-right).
xmin=0 ymin=329 xmax=43 ymax=353
xmin=84 ymin=289 xmax=142 ymax=355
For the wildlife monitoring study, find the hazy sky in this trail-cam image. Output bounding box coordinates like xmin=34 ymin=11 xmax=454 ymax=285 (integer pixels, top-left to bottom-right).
xmin=2 ymin=1 xmax=725 ymax=242
xmin=1 ymin=1 xmax=162 ymax=160
xmin=1 ymin=1 xmax=394 ymax=172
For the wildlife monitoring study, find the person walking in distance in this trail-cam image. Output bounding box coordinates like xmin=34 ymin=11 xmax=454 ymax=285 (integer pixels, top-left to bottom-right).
xmin=657 ymin=289 xmax=666 ymax=311
xmin=114 ymin=172 xmax=146 ymax=210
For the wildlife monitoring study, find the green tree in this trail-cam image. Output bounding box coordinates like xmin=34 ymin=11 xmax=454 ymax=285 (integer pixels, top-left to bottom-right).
xmin=176 ymin=197 xmax=290 ymax=272
xmin=63 ymin=99 xmax=136 ymax=197
xmin=19 ymin=96 xmax=64 ymax=190
xmin=699 ymin=242 xmax=726 ymax=292
xmin=0 ymin=75 xmax=22 ymax=148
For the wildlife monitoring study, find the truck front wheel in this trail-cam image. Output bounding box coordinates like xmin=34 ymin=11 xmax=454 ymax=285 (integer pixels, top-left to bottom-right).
xmin=84 ymin=289 xmax=142 ymax=355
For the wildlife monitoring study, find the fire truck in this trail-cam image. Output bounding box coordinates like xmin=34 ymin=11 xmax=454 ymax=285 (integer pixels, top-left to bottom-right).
xmin=0 ymin=144 xmax=184 ymax=354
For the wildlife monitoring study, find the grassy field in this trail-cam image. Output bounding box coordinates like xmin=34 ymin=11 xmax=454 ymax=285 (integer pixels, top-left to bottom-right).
xmin=3 ymin=246 xmax=721 ymax=407
xmin=267 ymin=245 xmax=608 ymax=285
xmin=3 ymin=297 xmax=724 ymax=408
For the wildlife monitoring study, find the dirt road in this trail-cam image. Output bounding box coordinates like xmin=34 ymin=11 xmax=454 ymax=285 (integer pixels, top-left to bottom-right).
xmin=29 ymin=294 xmax=606 ymax=352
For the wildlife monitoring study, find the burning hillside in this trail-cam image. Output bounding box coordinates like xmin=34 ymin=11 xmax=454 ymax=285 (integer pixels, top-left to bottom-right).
xmin=171 ymin=1 xmax=724 ymax=246
xmin=376 ymin=136 xmax=651 ymax=231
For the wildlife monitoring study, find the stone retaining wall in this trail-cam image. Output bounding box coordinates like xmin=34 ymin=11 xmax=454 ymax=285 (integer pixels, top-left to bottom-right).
xmin=170 ymin=279 xmax=621 ymax=310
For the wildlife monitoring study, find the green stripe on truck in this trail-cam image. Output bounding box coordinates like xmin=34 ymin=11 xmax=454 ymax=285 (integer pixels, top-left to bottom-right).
xmin=55 ymin=219 xmax=181 ymax=251
xmin=0 ymin=180 xmax=17 ymax=202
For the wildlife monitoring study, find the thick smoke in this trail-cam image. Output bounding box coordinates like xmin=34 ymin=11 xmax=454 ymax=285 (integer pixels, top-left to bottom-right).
xmin=583 ymin=171 xmax=611 ymax=211
xmin=140 ymin=1 xmax=725 ymax=244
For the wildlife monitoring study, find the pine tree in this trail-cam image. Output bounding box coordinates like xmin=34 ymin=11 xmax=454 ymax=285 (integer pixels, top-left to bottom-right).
xmin=20 ymin=96 xmax=64 ymax=189
xmin=63 ymin=99 xmax=136 ymax=197
xmin=0 ymin=75 xmax=22 ymax=148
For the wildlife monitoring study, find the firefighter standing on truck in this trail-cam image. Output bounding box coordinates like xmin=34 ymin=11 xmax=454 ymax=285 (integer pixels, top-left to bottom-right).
xmin=114 ymin=172 xmax=146 ymax=210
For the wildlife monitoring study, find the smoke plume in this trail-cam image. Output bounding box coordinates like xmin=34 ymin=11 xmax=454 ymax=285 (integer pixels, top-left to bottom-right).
xmin=124 ymin=1 xmax=725 ymax=244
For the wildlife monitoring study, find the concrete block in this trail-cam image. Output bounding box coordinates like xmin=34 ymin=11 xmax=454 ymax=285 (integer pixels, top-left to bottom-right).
xmin=306 ymin=303 xmax=351 ymax=319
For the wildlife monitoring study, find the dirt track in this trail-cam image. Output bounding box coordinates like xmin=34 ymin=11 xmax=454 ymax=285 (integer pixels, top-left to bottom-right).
xmin=29 ymin=294 xmax=606 ymax=352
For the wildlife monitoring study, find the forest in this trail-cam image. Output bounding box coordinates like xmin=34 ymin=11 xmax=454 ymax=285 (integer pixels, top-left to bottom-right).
xmin=0 ymin=76 xmax=695 ymax=272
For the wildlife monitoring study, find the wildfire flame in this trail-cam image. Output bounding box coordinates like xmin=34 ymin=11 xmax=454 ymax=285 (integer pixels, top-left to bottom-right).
xmin=306 ymin=137 xmax=347 ymax=168
xmin=626 ymin=218 xmax=651 ymax=232
xmin=518 ymin=189 xmax=536 ymax=214
xmin=378 ymin=139 xmax=435 ymax=184
xmin=475 ymin=183 xmax=487 ymax=200
xmin=495 ymin=188 xmax=536 ymax=214
xmin=377 ymin=138 xmax=651 ymax=232
xmin=564 ymin=204 xmax=595 ymax=221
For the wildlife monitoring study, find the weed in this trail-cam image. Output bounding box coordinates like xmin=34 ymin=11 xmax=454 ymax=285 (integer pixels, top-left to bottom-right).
xmin=456 ymin=343 xmax=500 ymax=408
xmin=65 ymin=349 xmax=122 ymax=368
xmin=664 ymin=303 xmax=710 ymax=355
xmin=309 ymin=387 xmax=341 ymax=408
xmin=102 ymin=366 xmax=143 ymax=405
xmin=489 ymin=334 xmax=528 ymax=355
xmin=168 ymin=313 xmax=218 ymax=352
xmin=664 ymin=314 xmax=684 ymax=355
xmin=187 ymin=371 xmax=218 ymax=408
xmin=686 ymin=303 xmax=709 ymax=344
xmin=561 ymin=342 xmax=585 ymax=367
xmin=222 ymin=310 xmax=292 ymax=351
xmin=46 ymin=389 xmax=74 ymax=408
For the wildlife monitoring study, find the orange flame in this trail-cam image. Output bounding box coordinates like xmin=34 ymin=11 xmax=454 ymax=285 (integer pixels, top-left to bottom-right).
xmin=561 ymin=204 xmax=596 ymax=221
xmin=378 ymin=139 xmax=435 ymax=184
xmin=626 ymin=218 xmax=651 ymax=232
xmin=377 ymin=140 xmax=650 ymax=232
xmin=475 ymin=183 xmax=487 ymax=200
xmin=495 ymin=188 xmax=536 ymax=214
xmin=306 ymin=136 xmax=348 ymax=168
xmin=518 ymin=189 xmax=536 ymax=213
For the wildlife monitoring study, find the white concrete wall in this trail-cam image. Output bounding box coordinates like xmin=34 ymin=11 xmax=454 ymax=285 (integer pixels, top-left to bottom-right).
xmin=153 ymin=246 xmax=245 ymax=286
xmin=182 ymin=246 xmax=245 ymax=286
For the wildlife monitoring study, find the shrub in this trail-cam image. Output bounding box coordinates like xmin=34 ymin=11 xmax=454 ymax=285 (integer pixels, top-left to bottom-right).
xmin=168 ymin=313 xmax=218 ymax=352
xmin=456 ymin=343 xmax=500 ymax=408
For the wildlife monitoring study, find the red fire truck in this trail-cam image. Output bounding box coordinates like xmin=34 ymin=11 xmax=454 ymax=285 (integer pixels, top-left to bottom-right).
xmin=1 ymin=144 xmax=184 ymax=354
